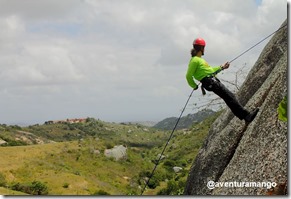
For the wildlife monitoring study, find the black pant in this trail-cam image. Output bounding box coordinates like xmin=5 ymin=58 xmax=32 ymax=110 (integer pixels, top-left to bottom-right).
xmin=201 ymin=77 xmax=249 ymax=120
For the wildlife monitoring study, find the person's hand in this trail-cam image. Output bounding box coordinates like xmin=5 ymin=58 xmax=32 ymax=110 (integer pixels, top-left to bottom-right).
xmin=221 ymin=62 xmax=230 ymax=70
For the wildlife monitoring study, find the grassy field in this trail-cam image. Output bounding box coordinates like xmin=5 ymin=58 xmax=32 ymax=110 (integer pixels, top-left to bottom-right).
xmin=0 ymin=187 xmax=28 ymax=195
xmin=0 ymin=140 xmax=151 ymax=195
xmin=0 ymin=112 xmax=221 ymax=195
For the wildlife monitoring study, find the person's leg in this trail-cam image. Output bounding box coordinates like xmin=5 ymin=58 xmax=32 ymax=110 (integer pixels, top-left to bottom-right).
xmin=201 ymin=77 xmax=249 ymax=120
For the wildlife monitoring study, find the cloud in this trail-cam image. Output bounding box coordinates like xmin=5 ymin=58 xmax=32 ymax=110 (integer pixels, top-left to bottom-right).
xmin=0 ymin=39 xmax=84 ymax=89
xmin=0 ymin=0 xmax=83 ymax=20
xmin=0 ymin=0 xmax=287 ymax=124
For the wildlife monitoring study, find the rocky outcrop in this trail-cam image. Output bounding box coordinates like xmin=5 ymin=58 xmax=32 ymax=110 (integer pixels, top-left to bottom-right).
xmin=104 ymin=145 xmax=127 ymax=161
xmin=0 ymin=138 xmax=7 ymax=145
xmin=173 ymin=166 xmax=183 ymax=173
xmin=184 ymin=19 xmax=287 ymax=195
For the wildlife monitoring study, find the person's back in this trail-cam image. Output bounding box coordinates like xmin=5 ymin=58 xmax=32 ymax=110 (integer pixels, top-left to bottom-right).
xmin=186 ymin=38 xmax=259 ymax=123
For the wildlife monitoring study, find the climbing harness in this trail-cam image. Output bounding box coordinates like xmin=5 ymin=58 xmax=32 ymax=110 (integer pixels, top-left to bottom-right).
xmin=140 ymin=23 xmax=287 ymax=195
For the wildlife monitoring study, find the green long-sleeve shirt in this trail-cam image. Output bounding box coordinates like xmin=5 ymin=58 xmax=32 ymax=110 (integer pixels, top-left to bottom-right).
xmin=186 ymin=56 xmax=222 ymax=89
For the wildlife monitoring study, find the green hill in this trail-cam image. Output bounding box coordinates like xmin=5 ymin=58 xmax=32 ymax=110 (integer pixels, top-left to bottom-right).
xmin=153 ymin=109 xmax=216 ymax=130
xmin=0 ymin=112 xmax=221 ymax=195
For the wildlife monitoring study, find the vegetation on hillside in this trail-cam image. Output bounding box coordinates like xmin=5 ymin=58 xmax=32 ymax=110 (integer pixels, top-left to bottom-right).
xmin=0 ymin=111 xmax=221 ymax=195
xmin=278 ymin=95 xmax=287 ymax=122
xmin=153 ymin=109 xmax=216 ymax=130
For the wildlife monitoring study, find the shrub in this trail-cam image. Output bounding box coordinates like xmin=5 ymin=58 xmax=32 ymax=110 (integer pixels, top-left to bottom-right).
xmin=0 ymin=173 xmax=6 ymax=186
xmin=73 ymin=171 xmax=81 ymax=176
xmin=147 ymin=176 xmax=160 ymax=189
xmin=137 ymin=170 xmax=160 ymax=189
xmin=278 ymin=96 xmax=287 ymax=122
xmin=63 ymin=183 xmax=69 ymax=188
xmin=93 ymin=190 xmax=110 ymax=195
xmin=30 ymin=181 xmax=48 ymax=195
xmin=105 ymin=142 xmax=114 ymax=149
xmin=157 ymin=179 xmax=185 ymax=195
xmin=11 ymin=181 xmax=48 ymax=195
xmin=163 ymin=159 xmax=176 ymax=171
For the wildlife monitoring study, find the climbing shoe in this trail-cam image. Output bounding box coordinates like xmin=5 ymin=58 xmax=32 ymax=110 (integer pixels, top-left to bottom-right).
xmin=244 ymin=108 xmax=259 ymax=123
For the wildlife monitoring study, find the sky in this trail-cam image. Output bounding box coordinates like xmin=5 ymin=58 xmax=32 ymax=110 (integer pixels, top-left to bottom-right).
xmin=0 ymin=0 xmax=287 ymax=125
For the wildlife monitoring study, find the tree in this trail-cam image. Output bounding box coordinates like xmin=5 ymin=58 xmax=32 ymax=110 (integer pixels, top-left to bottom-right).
xmin=30 ymin=181 xmax=48 ymax=195
xmin=11 ymin=181 xmax=48 ymax=195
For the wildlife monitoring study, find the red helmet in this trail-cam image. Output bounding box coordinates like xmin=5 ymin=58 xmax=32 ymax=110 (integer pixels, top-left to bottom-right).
xmin=193 ymin=38 xmax=206 ymax=46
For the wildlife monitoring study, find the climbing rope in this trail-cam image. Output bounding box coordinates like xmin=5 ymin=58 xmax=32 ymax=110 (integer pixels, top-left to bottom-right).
xmin=229 ymin=23 xmax=287 ymax=64
xmin=140 ymin=88 xmax=195 ymax=195
xmin=140 ymin=23 xmax=286 ymax=195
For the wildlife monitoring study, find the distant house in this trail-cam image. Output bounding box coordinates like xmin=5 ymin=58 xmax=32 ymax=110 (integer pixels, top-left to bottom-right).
xmin=44 ymin=118 xmax=87 ymax=125
xmin=44 ymin=121 xmax=54 ymax=125
xmin=66 ymin=118 xmax=87 ymax=124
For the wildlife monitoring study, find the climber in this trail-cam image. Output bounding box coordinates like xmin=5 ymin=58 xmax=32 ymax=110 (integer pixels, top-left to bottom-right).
xmin=186 ymin=38 xmax=259 ymax=123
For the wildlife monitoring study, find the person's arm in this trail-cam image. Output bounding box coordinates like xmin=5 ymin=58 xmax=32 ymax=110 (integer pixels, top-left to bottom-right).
xmin=212 ymin=62 xmax=230 ymax=75
xmin=186 ymin=62 xmax=198 ymax=89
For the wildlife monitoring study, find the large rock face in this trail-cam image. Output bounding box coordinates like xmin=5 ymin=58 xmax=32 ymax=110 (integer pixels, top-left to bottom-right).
xmin=184 ymin=20 xmax=287 ymax=195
